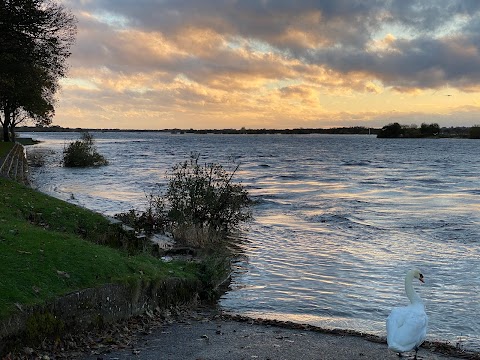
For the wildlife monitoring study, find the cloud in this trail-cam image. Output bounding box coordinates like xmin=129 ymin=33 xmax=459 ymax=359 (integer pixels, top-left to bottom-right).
xmin=65 ymin=1 xmax=480 ymax=89
xmin=305 ymin=34 xmax=480 ymax=91
xmin=54 ymin=0 xmax=480 ymax=128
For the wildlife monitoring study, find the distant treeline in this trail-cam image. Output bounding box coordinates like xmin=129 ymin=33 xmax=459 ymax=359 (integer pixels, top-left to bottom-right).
xmin=176 ymin=126 xmax=378 ymax=135
xmin=17 ymin=124 xmax=480 ymax=138
xmin=377 ymin=123 xmax=480 ymax=139
xmin=17 ymin=125 xmax=379 ymax=135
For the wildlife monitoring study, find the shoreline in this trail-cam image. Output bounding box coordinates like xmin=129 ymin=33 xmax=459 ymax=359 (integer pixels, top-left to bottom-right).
xmin=5 ymin=141 xmax=480 ymax=358
xmin=31 ymin=306 xmax=478 ymax=360
xmin=16 ymin=125 xmax=480 ymax=138
xmin=220 ymin=313 xmax=480 ymax=359
xmin=0 ymin=145 xmax=221 ymax=356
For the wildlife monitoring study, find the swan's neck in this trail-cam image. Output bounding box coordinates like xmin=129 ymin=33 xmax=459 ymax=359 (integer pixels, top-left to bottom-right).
xmin=405 ymin=272 xmax=423 ymax=304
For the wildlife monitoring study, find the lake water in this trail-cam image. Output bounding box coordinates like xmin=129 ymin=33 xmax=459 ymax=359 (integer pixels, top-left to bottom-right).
xmin=22 ymin=131 xmax=480 ymax=351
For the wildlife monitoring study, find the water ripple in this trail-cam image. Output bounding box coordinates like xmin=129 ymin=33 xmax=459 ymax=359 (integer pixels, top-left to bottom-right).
xmin=24 ymin=132 xmax=480 ymax=351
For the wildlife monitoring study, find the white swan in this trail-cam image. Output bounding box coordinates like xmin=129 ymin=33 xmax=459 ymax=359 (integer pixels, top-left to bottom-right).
xmin=386 ymin=268 xmax=428 ymax=359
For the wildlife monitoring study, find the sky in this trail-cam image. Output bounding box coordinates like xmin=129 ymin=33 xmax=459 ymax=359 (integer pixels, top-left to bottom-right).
xmin=55 ymin=0 xmax=480 ymax=130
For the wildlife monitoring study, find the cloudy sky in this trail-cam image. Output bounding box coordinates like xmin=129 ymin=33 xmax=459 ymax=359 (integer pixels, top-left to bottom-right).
xmin=56 ymin=0 xmax=480 ymax=130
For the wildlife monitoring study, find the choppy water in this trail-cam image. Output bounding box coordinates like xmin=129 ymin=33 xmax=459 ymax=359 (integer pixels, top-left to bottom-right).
xmin=23 ymin=131 xmax=480 ymax=351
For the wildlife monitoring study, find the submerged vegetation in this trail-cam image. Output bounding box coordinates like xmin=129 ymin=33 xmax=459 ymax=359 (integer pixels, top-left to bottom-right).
xmin=63 ymin=131 xmax=108 ymax=167
xmin=116 ymin=154 xmax=252 ymax=247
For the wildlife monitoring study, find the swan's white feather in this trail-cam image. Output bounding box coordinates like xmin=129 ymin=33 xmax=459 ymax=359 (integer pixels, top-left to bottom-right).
xmin=387 ymin=302 xmax=428 ymax=352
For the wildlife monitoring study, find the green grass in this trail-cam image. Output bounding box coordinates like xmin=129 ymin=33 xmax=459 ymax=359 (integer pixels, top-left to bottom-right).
xmin=0 ymin=178 xmax=200 ymax=319
xmin=0 ymin=142 xmax=14 ymax=159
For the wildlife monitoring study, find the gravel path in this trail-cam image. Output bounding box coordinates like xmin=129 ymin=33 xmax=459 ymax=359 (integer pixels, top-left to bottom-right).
xmin=75 ymin=309 xmax=477 ymax=360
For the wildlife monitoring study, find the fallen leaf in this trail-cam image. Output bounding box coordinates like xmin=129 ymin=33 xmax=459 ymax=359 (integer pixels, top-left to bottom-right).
xmin=17 ymin=250 xmax=32 ymax=255
xmin=56 ymin=270 xmax=70 ymax=278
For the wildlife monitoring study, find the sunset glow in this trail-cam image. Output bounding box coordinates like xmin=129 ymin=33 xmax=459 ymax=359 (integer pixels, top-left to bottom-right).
xmin=56 ymin=1 xmax=480 ymax=130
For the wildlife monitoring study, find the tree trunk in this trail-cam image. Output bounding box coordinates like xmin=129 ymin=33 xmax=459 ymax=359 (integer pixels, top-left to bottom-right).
xmin=10 ymin=123 xmax=16 ymax=142
xmin=2 ymin=110 xmax=11 ymax=142
xmin=2 ymin=124 xmax=9 ymax=142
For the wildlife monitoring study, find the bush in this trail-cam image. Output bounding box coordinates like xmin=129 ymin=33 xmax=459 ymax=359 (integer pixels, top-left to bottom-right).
xmin=167 ymin=155 xmax=251 ymax=231
xmin=116 ymin=154 xmax=252 ymax=246
xmin=63 ymin=132 xmax=108 ymax=167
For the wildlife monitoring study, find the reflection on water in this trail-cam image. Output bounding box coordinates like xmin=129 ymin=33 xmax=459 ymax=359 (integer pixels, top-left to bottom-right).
xmin=24 ymin=132 xmax=480 ymax=351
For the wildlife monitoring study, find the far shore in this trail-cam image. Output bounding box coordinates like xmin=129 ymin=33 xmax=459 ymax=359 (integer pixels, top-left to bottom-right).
xmin=17 ymin=124 xmax=479 ymax=138
xmin=18 ymin=125 xmax=378 ymax=135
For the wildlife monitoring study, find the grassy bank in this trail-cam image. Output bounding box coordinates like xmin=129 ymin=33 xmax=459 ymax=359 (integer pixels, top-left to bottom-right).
xmin=0 ymin=142 xmax=14 ymax=160
xmin=0 ymin=177 xmax=203 ymax=320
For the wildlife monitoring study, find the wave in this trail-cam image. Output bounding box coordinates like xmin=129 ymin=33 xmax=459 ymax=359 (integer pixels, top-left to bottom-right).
xmin=341 ymin=160 xmax=372 ymax=166
xmin=24 ymin=131 xmax=480 ymax=351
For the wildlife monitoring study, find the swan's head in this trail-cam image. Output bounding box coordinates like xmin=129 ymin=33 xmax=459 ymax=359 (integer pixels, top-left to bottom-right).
xmin=411 ymin=268 xmax=425 ymax=283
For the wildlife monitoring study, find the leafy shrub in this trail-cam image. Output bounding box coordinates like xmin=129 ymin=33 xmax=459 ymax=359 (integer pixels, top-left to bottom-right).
xmin=63 ymin=132 xmax=108 ymax=167
xmin=116 ymin=154 xmax=252 ymax=246
xmin=166 ymin=155 xmax=251 ymax=231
